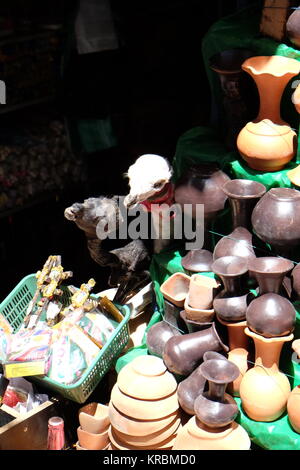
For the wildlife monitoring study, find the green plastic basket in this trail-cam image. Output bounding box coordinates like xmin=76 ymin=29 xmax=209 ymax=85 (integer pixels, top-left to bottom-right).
xmin=0 ymin=274 xmax=131 ymax=403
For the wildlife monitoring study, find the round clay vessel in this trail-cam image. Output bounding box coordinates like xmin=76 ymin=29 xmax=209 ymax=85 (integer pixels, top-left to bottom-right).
xmin=286 ymin=8 xmax=300 ymax=49
xmin=117 ymin=355 xmax=177 ymax=400
xmin=213 ymin=227 xmax=256 ymax=262
xmin=173 ymin=416 xmax=251 ymax=450
xmin=239 ymin=328 xmax=293 ymax=422
xmin=108 ymin=426 xmax=178 ymax=450
xmin=79 ymin=402 xmax=110 ymax=434
xmin=77 ymin=425 xmax=109 ymax=450
xmin=184 ymin=296 xmax=215 ymax=323
xmin=108 ymin=402 xmax=179 ymax=436
xmin=181 ymin=249 xmax=213 ymax=273
xmin=146 ymin=320 xmax=182 ymax=358
xmin=193 ymin=358 xmax=239 ymax=428
xmin=177 ymin=351 xmax=227 ymax=415
xmin=180 ymin=310 xmax=213 ymax=333
xmin=222 ymin=179 xmax=266 ymax=230
xmin=252 ymin=188 xmax=300 ymax=256
xmin=291 ymin=263 xmax=300 ymax=299
xmin=174 ymin=163 xmax=231 ymax=220
xmin=163 ymin=323 xmax=228 ymax=376
xmin=110 ymin=384 xmax=179 ymax=420
xmin=246 ymin=293 xmax=296 ymax=338
xmin=188 ymin=274 xmax=221 ymax=310
xmin=160 ymin=272 xmax=190 ymax=307
xmin=287 ymin=385 xmax=300 ymax=433
xmin=248 ymin=256 xmax=294 ymax=295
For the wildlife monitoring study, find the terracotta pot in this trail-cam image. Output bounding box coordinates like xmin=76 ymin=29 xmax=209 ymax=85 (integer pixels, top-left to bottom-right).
xmin=222 ymin=179 xmax=267 ymax=230
xmin=193 ymin=358 xmax=239 ymax=428
xmin=188 ymin=274 xmax=221 ymax=310
xmin=246 ymin=293 xmax=296 ymax=338
xmin=213 ymin=226 xmax=256 ymax=263
xmin=108 ymin=401 xmax=179 ymax=437
xmin=248 ymin=256 xmax=294 ymax=295
xmin=78 ymin=403 xmax=110 ymax=434
xmin=209 ymin=48 xmax=255 ymax=150
xmin=110 ymin=384 xmax=179 ymax=420
xmin=108 ymin=426 xmax=178 ymax=450
xmin=77 ymin=425 xmax=109 ymax=450
xmin=237 ymin=56 xmax=300 ymax=171
xmin=180 ymin=310 xmax=213 ymax=333
xmin=163 ymin=323 xmax=228 ymax=376
xmin=116 ymin=355 xmax=177 ymax=400
xmin=160 ymin=272 xmax=190 ymax=307
xmin=181 ymin=249 xmax=213 ymax=273
xmin=286 ymin=8 xmax=300 ymax=48
xmin=217 ymin=317 xmax=250 ymax=397
xmin=239 ymin=328 xmax=293 ymax=422
xmin=287 ymin=385 xmax=300 ymax=433
xmin=252 ymin=188 xmax=300 ymax=257
xmin=173 ymin=416 xmax=251 ymax=450
xmin=212 ymin=256 xmax=251 ymax=322
xmin=177 ymin=351 xmax=227 ymax=415
xmin=184 ymin=296 xmax=215 ymax=323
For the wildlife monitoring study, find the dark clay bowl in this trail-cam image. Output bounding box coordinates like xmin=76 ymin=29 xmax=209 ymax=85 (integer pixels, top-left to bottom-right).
xmin=181 ymin=249 xmax=213 ymax=273
xmin=212 ymin=255 xmax=248 ymax=278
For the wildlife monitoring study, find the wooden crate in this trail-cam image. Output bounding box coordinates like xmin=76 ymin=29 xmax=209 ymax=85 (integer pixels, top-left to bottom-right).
xmin=260 ymin=0 xmax=297 ymax=42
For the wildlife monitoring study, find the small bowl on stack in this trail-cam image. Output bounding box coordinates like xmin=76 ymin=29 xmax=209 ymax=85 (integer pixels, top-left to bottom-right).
xmin=76 ymin=402 xmax=110 ymax=450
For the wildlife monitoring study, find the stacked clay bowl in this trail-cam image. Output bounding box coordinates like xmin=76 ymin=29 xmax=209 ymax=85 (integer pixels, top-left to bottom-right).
xmin=76 ymin=402 xmax=110 ymax=450
xmin=108 ymin=355 xmax=181 ymax=450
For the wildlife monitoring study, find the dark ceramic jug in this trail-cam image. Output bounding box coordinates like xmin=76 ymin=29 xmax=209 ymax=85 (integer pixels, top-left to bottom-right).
xmin=248 ymin=256 xmax=294 ymax=295
xmin=292 ymin=263 xmax=300 ymax=300
xmin=177 ymin=351 xmax=227 ymax=416
xmin=181 ymin=249 xmax=213 ymax=273
xmin=163 ymin=323 xmax=229 ymax=376
xmin=194 ymin=358 xmax=239 ymax=428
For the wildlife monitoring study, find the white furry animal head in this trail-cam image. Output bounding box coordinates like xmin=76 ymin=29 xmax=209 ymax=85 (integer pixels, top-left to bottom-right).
xmin=124 ymin=154 xmax=173 ymax=208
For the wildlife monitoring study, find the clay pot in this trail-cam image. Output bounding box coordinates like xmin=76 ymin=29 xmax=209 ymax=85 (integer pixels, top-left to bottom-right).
xmin=177 ymin=351 xmax=227 ymax=415
xmin=292 ymin=80 xmax=300 ymax=114
xmin=110 ymin=384 xmax=179 ymax=420
xmin=188 ymin=274 xmax=221 ymax=310
xmin=248 ymin=256 xmax=294 ymax=295
xmin=184 ymin=297 xmax=215 ymax=323
xmin=108 ymin=426 xmax=178 ymax=450
xmin=180 ymin=310 xmax=213 ymax=333
xmin=209 ymin=48 xmax=255 ymax=150
xmin=146 ymin=321 xmax=182 ymax=358
xmin=116 ymin=355 xmax=177 ymax=400
xmin=193 ymin=358 xmax=239 ymax=428
xmin=286 ymin=8 xmax=300 ymax=48
xmin=287 ymin=164 xmax=300 ymax=186
xmin=160 ymin=272 xmax=190 ymax=307
xmin=213 ymin=227 xmax=256 ymax=262
xmin=108 ymin=402 xmax=179 ymax=436
xmin=239 ymin=328 xmax=293 ymax=422
xmin=246 ymin=293 xmax=296 ymax=338
xmin=237 ymin=56 xmax=300 ymax=171
xmin=181 ymin=249 xmax=213 ymax=273
xmin=173 ymin=416 xmax=251 ymax=450
xmin=77 ymin=425 xmax=109 ymax=450
xmin=78 ymin=403 xmax=110 ymax=434
xmin=163 ymin=323 xmax=229 ymax=376
xmin=287 ymin=385 xmax=300 ymax=433
xmin=291 ymin=263 xmax=300 ymax=299
xmin=212 ymin=256 xmax=251 ymax=322
xmin=252 ymin=188 xmax=300 ymax=257
xmin=222 ymin=179 xmax=267 ymax=230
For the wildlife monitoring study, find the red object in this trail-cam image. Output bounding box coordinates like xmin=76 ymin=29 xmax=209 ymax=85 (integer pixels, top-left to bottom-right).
xmin=141 ymin=182 xmax=175 ymax=213
xmin=2 ymin=387 xmax=27 ymax=408
xmin=47 ymin=416 xmax=65 ymax=450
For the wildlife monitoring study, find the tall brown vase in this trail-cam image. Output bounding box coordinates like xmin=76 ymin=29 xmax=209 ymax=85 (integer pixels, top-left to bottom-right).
xmin=239 ymin=327 xmax=293 ymax=422
xmin=237 ymin=56 xmax=300 ymax=172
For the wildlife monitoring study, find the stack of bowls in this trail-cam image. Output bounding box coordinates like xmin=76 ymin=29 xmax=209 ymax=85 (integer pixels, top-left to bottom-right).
xmin=108 ymin=355 xmax=181 ymax=450
xmin=76 ymin=402 xmax=110 ymax=450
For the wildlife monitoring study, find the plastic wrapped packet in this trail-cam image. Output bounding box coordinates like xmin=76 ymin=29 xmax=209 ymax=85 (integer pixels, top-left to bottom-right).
xmin=7 ymin=327 xmax=53 ymax=362
xmin=77 ymin=310 xmax=115 ymax=348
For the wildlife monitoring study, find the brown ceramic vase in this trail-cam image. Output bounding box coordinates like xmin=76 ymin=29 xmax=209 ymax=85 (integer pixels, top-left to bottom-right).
xmin=181 ymin=249 xmax=213 ymax=273
xmin=248 ymin=256 xmax=294 ymax=295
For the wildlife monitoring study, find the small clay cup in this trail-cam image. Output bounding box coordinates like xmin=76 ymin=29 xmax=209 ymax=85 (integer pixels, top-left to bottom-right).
xmin=188 ymin=274 xmax=221 ymax=310
xmin=79 ymin=402 xmax=110 ymax=434
xmin=184 ymin=295 xmax=215 ymax=323
xmin=180 ymin=310 xmax=213 ymax=333
xmin=77 ymin=425 xmax=109 ymax=450
xmin=160 ymin=272 xmax=190 ymax=307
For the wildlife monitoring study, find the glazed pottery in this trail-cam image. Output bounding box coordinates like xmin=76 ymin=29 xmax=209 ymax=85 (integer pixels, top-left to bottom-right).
xmin=77 ymin=425 xmax=109 ymax=450
xmin=177 ymin=351 xmax=227 ymax=415
xmin=213 ymin=226 xmax=256 ymax=262
xmin=184 ymin=296 xmax=215 ymax=323
xmin=291 ymin=263 xmax=300 ymax=299
xmin=108 ymin=426 xmax=177 ymax=450
xmin=163 ymin=323 xmax=229 ymax=376
xmin=146 ymin=321 xmax=182 ymax=358
xmin=286 ymin=7 xmax=300 ymax=48
xmin=239 ymin=328 xmax=293 ymax=422
xmin=181 ymin=249 xmax=213 ymax=273
xmin=237 ymin=56 xmax=300 ymax=171
xmin=79 ymin=402 xmax=110 ymax=434
xmin=252 ymin=188 xmax=300 ymax=257
xmin=217 ymin=318 xmax=250 ymax=397
xmin=209 ymin=48 xmax=255 ymax=150
xmin=173 ymin=416 xmax=251 ymax=450
xmin=188 ymin=274 xmax=221 ymax=310
xmin=287 ymin=385 xmax=300 ymax=433
xmin=193 ymin=358 xmax=239 ymax=428
xmin=108 ymin=402 xmax=179 ymax=436
xmin=246 ymin=293 xmax=296 ymax=338
xmin=180 ymin=310 xmax=213 ymax=333
xmin=110 ymin=384 xmax=179 ymax=420
xmin=248 ymin=256 xmax=294 ymax=295
xmin=222 ymin=179 xmax=267 ymax=231
xmin=117 ymin=355 xmax=177 ymax=400
xmin=212 ymin=256 xmax=251 ymax=322
xmin=160 ymin=272 xmax=190 ymax=307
